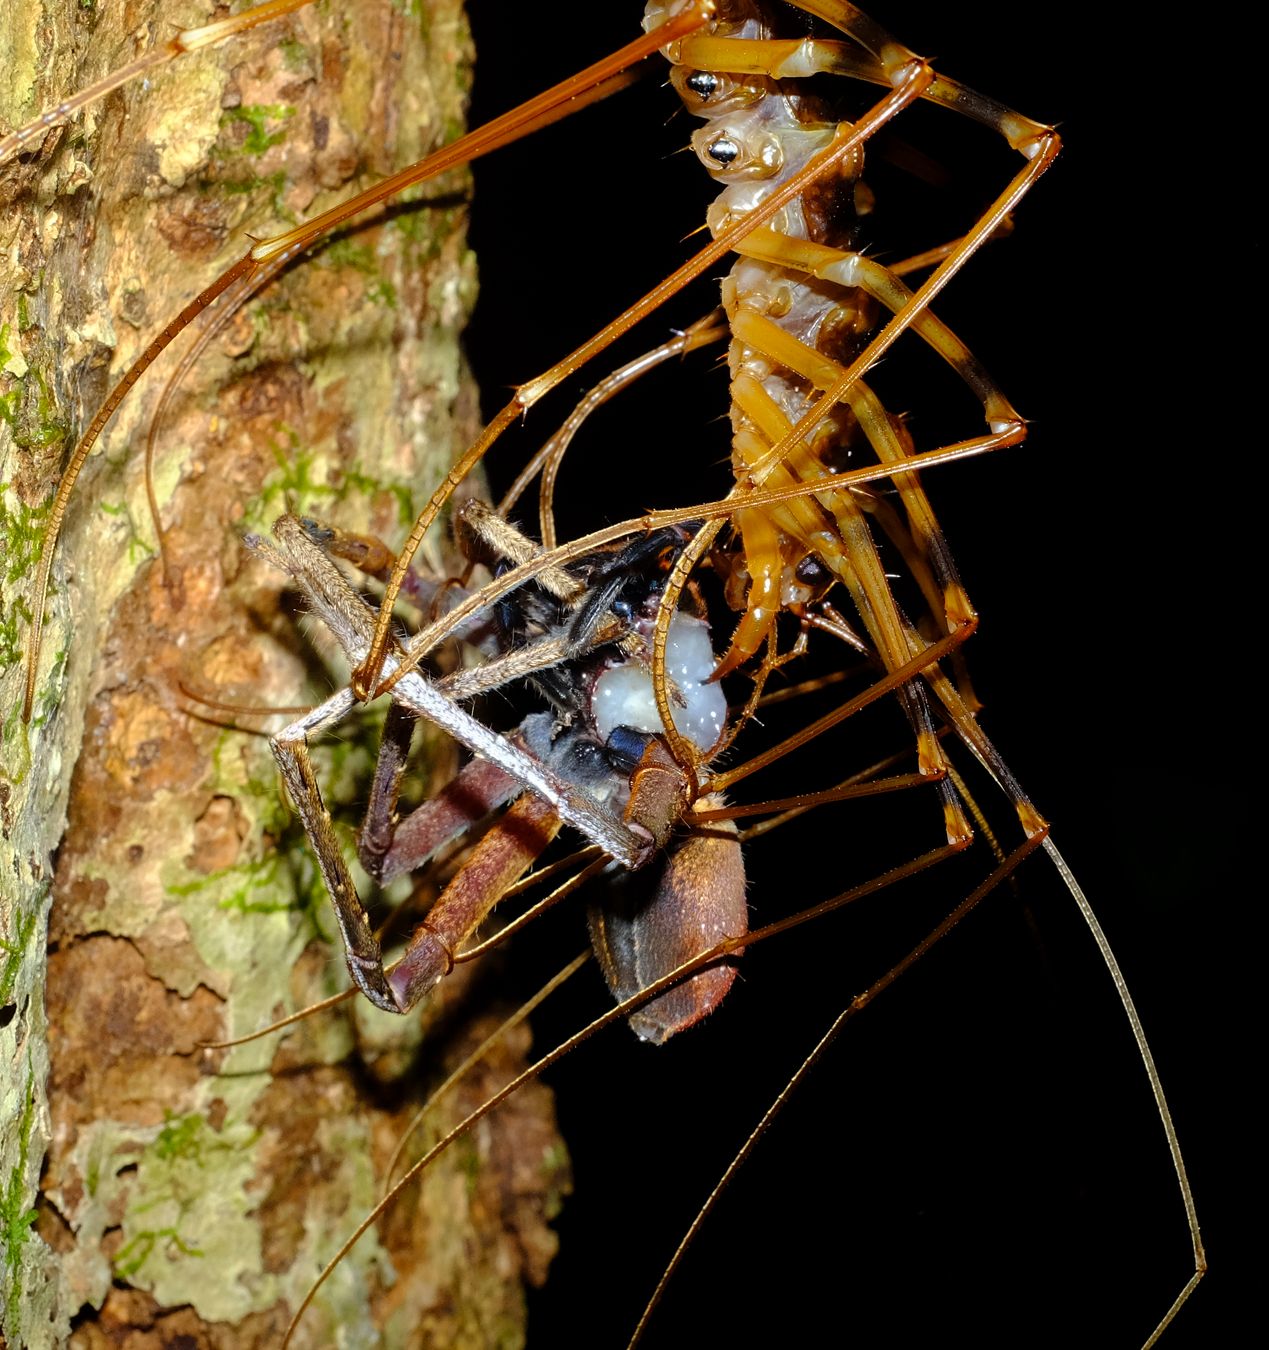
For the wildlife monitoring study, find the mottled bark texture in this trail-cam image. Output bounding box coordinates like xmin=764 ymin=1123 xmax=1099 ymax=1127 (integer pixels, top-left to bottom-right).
xmin=0 ymin=3 xmax=568 ymax=1345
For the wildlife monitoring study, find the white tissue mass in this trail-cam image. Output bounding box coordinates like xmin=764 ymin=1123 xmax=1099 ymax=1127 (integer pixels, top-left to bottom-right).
xmin=592 ymin=612 xmax=726 ymax=753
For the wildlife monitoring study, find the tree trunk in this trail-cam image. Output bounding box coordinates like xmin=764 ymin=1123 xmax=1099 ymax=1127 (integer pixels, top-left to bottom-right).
xmin=0 ymin=3 xmax=567 ymax=1345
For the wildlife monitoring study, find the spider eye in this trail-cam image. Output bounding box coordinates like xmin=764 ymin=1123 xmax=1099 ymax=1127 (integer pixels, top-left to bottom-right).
xmin=685 ymin=70 xmax=718 ymax=99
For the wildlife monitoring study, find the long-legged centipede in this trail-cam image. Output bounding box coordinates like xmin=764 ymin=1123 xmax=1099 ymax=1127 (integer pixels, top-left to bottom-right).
xmin=0 ymin=5 xmax=1209 ymax=1344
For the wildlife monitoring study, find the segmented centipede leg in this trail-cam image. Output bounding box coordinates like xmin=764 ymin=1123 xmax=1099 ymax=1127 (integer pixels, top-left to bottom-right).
xmin=362 ymin=49 xmax=938 ymax=701
xmin=494 ymin=313 xmax=729 ymax=550
xmin=723 ymin=309 xmax=1042 ymax=829
xmin=0 ymin=0 xmax=319 ymax=168
xmin=732 ymin=227 xmax=1023 ymax=619
xmin=20 ymin=6 xmax=704 ymax=721
xmin=661 ymin=3 xmax=1057 ymax=839
xmin=726 ymin=380 xmax=975 ymax=840
xmin=672 ymin=5 xmax=1054 ymax=149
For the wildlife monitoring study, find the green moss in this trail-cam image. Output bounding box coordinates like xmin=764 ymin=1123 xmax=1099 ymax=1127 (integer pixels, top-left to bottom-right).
xmin=455 ymin=1135 xmax=481 ymax=1196
xmin=1 ymin=1065 xmax=38 ymax=1332
xmin=32 ymin=377 xmax=69 ymax=447
xmin=213 ymin=169 xmax=280 ymax=196
xmin=390 ymin=208 xmax=428 ymax=244
xmin=155 ymin=1112 xmax=211 ymax=1164
xmin=31 ymin=647 xmax=68 ymax=728
xmin=97 ymin=500 xmax=156 ymax=565
xmin=339 ymin=467 xmax=416 ymax=527
xmin=278 ymin=36 xmax=310 ymax=72
xmin=220 ymin=103 xmax=296 ymax=157
xmin=317 ymin=240 xmax=399 ymax=310
xmin=0 ymin=702 xmax=31 ymax=785
xmin=367 ymin=277 xmax=399 ymax=310
xmin=113 ymin=1112 xmax=262 ymax=1284
xmin=0 ymin=362 xmax=68 ymax=451
xmin=394 ymin=0 xmax=430 ymax=34
xmin=322 ymin=238 xmax=378 ymax=276
xmin=241 ymin=432 xmax=336 ymax=529
xmin=0 ymin=897 xmax=39 ymax=1008
xmin=540 ymin=1141 xmax=569 ymax=1174
xmin=243 ymin=431 xmax=419 ymax=536
xmin=166 ymin=840 xmax=320 ymax=921
xmin=114 ymin=1226 xmax=204 ymax=1278
xmin=208 ymin=168 xmax=293 ymax=223
xmin=209 ymin=730 xmax=291 ymax=837
xmin=391 ymin=202 xmax=463 ymax=266
xmin=0 ymin=486 xmax=49 ymax=585
xmin=0 ymin=594 xmax=31 ymax=678
xmin=108 ymin=1104 xmax=337 ymax=1321
xmin=539 ymin=1141 xmax=570 ymax=1222
xmin=164 ymin=717 xmax=367 ymax=935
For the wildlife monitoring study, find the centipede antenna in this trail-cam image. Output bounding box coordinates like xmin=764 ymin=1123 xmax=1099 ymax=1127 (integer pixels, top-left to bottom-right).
xmin=144 ymin=253 xmax=292 ymax=585
xmin=22 ymin=250 xmax=262 ymax=721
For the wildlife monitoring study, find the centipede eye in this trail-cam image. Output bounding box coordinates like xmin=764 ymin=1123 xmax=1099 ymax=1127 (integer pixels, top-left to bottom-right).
xmin=685 ymin=70 xmax=718 ymax=100
xmin=795 ymin=553 xmax=830 ymax=586
xmin=707 ymin=136 xmax=740 ymax=165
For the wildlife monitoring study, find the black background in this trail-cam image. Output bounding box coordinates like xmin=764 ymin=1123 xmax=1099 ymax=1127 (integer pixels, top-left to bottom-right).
xmin=461 ymin=5 xmax=1233 ymax=1346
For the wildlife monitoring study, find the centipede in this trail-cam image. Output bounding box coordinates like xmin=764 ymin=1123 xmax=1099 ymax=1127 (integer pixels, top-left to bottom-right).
xmin=0 ymin=2 xmax=1208 ymax=1346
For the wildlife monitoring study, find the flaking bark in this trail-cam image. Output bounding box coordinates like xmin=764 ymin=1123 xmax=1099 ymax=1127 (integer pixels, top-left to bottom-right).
xmin=0 ymin=3 xmax=568 ymax=1345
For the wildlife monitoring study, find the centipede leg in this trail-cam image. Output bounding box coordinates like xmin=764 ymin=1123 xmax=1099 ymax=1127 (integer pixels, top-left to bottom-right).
xmin=735 ymin=323 xmax=1045 ymax=830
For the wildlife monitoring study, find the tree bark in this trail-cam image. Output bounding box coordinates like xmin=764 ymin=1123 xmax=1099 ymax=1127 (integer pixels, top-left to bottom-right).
xmin=0 ymin=3 xmax=567 ymax=1345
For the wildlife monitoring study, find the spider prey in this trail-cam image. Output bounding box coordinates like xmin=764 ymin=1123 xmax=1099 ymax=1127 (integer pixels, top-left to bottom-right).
xmin=247 ymin=504 xmax=746 ymax=1043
